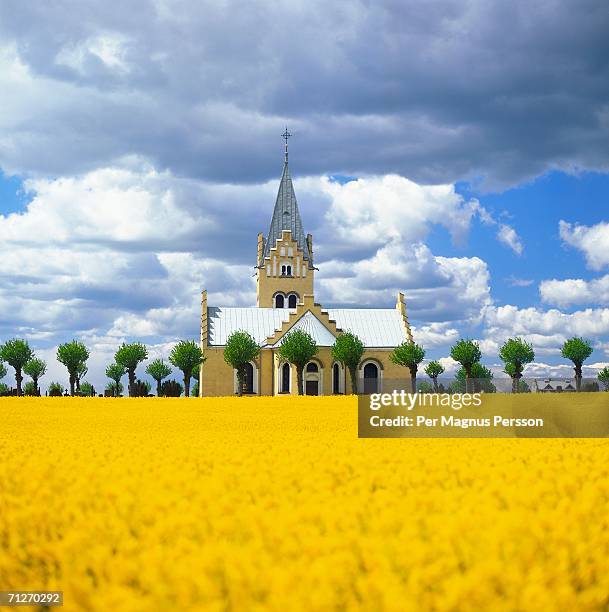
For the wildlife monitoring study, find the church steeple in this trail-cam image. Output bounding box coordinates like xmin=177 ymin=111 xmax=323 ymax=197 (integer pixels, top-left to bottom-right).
xmin=256 ymin=132 xmax=315 ymax=308
xmin=259 ymin=131 xmax=313 ymax=268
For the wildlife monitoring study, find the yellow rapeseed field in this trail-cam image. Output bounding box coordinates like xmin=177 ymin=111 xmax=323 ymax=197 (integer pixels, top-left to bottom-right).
xmin=1 ymin=396 xmax=609 ymax=611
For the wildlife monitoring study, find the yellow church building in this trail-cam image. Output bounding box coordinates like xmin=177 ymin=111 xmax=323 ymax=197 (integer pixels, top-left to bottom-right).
xmin=199 ymin=138 xmax=413 ymax=396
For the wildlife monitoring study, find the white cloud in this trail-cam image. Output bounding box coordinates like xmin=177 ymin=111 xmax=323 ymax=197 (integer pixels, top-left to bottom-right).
xmin=540 ymin=274 xmax=609 ymax=307
xmin=560 ymin=220 xmax=609 ymax=270
xmin=496 ymin=223 xmax=523 ymax=255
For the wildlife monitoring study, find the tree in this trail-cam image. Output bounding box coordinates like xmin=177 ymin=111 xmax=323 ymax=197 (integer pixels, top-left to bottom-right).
xmin=597 ymin=367 xmax=609 ymax=391
xmin=23 ymin=357 xmax=47 ymax=396
xmin=390 ymin=341 xmax=426 ymax=392
xmin=418 ymin=381 xmax=434 ymax=394
xmin=48 ymin=382 xmax=64 ymax=397
xmin=0 ymin=338 xmax=34 ymax=395
xmin=424 ymin=360 xmax=445 ymax=392
xmin=105 ymin=362 xmax=126 ymax=397
xmin=331 ymin=332 xmax=365 ymax=394
xmin=169 ymin=340 xmax=206 ymax=398
xmin=115 ymin=343 xmax=148 ymax=397
xmin=561 ymin=337 xmax=593 ymax=392
xmin=105 ymin=381 xmax=123 ymax=397
xmin=278 ymin=330 xmax=318 ymax=395
xmin=0 ymin=361 xmax=7 ymax=382
xmin=499 ymin=337 xmax=535 ymax=393
xmin=79 ymin=382 xmax=96 ymax=397
xmin=146 ymin=359 xmax=172 ymax=396
xmin=454 ymin=363 xmax=496 ymax=393
xmin=57 ymin=340 xmax=90 ymax=396
xmin=75 ymin=362 xmax=88 ymax=392
xmin=450 ymin=339 xmax=482 ymax=393
xmin=223 ymin=331 xmax=260 ymax=396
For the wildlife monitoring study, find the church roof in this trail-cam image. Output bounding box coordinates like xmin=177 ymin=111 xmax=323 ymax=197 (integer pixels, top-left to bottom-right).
xmin=274 ymin=311 xmax=337 ymax=347
xmin=260 ymin=160 xmax=313 ymax=267
xmin=206 ymin=306 xmax=408 ymax=348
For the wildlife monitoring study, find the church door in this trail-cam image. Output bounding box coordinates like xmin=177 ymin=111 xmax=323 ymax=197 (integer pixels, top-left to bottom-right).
xmin=305 ymin=380 xmax=319 ymax=396
xmin=363 ymin=363 xmax=379 ymax=394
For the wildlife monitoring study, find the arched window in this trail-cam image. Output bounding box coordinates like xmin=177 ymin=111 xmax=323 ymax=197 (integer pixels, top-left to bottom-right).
xmin=363 ymin=362 xmax=379 ymax=394
xmin=288 ymin=294 xmax=298 ymax=308
xmin=281 ymin=265 xmax=287 ymax=276
xmin=306 ymin=362 xmax=318 ymax=373
xmin=281 ymin=362 xmax=290 ymax=393
xmin=275 ymin=294 xmax=285 ymax=308
xmin=286 ymin=265 xmax=292 ymax=276
xmin=333 ymin=363 xmax=340 ymax=394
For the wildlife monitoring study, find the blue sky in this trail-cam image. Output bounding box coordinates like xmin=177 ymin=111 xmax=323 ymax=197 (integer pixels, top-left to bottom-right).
xmin=0 ymin=0 xmax=608 ymax=391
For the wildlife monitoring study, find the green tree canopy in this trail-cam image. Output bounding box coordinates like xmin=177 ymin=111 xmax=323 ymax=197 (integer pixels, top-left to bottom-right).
xmin=0 ymin=338 xmax=35 ymax=395
xmin=146 ymin=359 xmax=173 ymax=396
xmin=390 ymin=342 xmax=426 ymax=392
xmin=597 ymin=367 xmax=609 ymax=392
xmin=0 ymin=361 xmax=7 ymax=381
xmin=223 ymin=331 xmax=260 ymax=396
xmin=278 ymin=330 xmax=318 ymax=396
xmin=499 ymin=337 xmax=535 ymax=393
xmin=331 ymin=332 xmax=365 ymax=394
xmin=424 ymin=360 xmax=445 ymax=392
xmin=115 ymin=343 xmax=148 ymax=397
xmin=169 ymin=340 xmax=205 ymax=398
xmin=561 ymin=337 xmax=593 ymax=392
xmin=105 ymin=362 xmax=126 ymax=397
xmin=23 ymin=357 xmax=47 ymax=396
xmin=48 ymin=382 xmax=65 ymax=397
xmin=454 ymin=363 xmax=496 ymax=393
xmin=450 ymin=339 xmax=482 ymax=393
xmin=79 ymin=382 xmax=96 ymax=397
xmin=57 ymin=340 xmax=89 ymax=396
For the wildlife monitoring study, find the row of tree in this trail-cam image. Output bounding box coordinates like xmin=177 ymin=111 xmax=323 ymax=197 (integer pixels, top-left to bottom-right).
xmin=1 ymin=332 xmax=607 ymax=397
xmin=0 ymin=338 xmax=205 ymax=397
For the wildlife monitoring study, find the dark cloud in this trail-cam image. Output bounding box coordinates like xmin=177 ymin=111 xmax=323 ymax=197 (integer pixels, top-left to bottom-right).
xmin=0 ymin=0 xmax=607 ymax=188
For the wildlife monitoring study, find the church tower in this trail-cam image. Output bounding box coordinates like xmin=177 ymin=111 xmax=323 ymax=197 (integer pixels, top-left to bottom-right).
xmin=256 ymin=130 xmax=315 ymax=308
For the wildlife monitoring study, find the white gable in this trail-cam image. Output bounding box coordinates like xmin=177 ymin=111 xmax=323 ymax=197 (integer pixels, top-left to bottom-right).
xmin=272 ymin=311 xmax=337 ymax=347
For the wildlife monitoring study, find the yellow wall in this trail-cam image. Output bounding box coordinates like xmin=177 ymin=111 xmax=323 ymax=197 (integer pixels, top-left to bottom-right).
xmin=256 ymin=230 xmax=314 ymax=307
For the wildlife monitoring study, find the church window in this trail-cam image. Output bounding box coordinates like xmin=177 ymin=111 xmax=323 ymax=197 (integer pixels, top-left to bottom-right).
xmin=280 ymin=247 xmax=286 ymax=256
xmin=275 ymin=294 xmax=285 ymax=308
xmin=288 ymin=247 xmax=293 ymax=256
xmin=281 ymin=362 xmax=290 ymax=393
xmin=306 ymin=362 xmax=318 ymax=373
xmin=288 ymin=294 xmax=298 ymax=308
xmin=266 ymin=264 xmax=270 ymax=275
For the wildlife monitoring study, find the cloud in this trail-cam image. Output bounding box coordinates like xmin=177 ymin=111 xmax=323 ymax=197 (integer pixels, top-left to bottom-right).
xmin=507 ymin=276 xmax=534 ymax=287
xmin=560 ymin=220 xmax=609 ymax=270
xmin=540 ymin=274 xmax=609 ymax=308
xmin=496 ymin=223 xmax=523 ymax=255
xmin=0 ymin=1 xmax=608 ymax=186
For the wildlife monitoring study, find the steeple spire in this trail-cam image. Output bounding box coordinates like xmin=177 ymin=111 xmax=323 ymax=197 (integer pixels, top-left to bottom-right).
xmin=282 ymin=127 xmax=291 ymax=163
xmin=259 ymin=132 xmax=313 ymax=267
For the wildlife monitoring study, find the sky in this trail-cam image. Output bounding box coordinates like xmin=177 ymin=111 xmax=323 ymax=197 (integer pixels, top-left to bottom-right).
xmin=0 ymin=0 xmax=609 ymax=392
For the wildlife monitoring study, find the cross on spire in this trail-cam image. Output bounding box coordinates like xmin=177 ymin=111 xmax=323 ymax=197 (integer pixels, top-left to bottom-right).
xmin=282 ymin=127 xmax=291 ymax=163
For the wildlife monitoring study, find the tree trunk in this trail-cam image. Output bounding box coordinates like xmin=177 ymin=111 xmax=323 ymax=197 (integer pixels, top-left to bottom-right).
xmin=575 ymin=364 xmax=582 ymax=392
xmin=184 ymin=370 xmax=191 ymax=398
xmin=465 ymin=365 xmax=472 ymax=394
xmin=128 ymin=370 xmax=136 ymax=397
xmin=297 ymin=366 xmax=304 ymax=395
xmin=156 ymin=380 xmax=162 ymax=397
xmin=236 ymin=368 xmax=244 ymax=396
xmin=15 ymin=368 xmax=23 ymax=396
xmin=349 ymin=366 xmax=358 ymax=395
xmin=432 ymin=377 xmax=438 ymax=393
xmin=33 ymin=376 xmax=39 ymax=396
xmin=69 ymin=374 xmax=76 ymax=396
xmin=409 ymin=365 xmax=417 ymax=393
xmin=511 ymin=376 xmax=518 ymax=394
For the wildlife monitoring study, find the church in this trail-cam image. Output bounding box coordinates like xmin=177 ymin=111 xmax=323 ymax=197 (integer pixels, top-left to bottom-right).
xmin=199 ymin=136 xmax=414 ymax=396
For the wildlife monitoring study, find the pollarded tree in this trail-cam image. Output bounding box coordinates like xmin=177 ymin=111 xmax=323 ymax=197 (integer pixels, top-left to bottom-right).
xmin=331 ymin=332 xmax=365 ymax=395
xmin=0 ymin=338 xmax=34 ymax=395
xmin=169 ymin=340 xmax=206 ymax=398
xmin=223 ymin=331 xmax=260 ymax=397
xmin=57 ymin=340 xmax=90 ymax=396
xmin=390 ymin=341 xmax=426 ymax=392
xmin=450 ymin=339 xmax=482 ymax=394
xmin=115 ymin=343 xmax=148 ymax=397
xmin=23 ymin=357 xmax=47 ymax=396
xmin=146 ymin=359 xmax=172 ymax=397
xmin=105 ymin=362 xmax=126 ymax=397
xmin=598 ymin=367 xmax=609 ymax=392
xmin=499 ymin=337 xmax=535 ymax=393
xmin=454 ymin=363 xmax=496 ymax=393
xmin=75 ymin=362 xmax=88 ymax=392
xmin=424 ymin=360 xmax=445 ymax=392
xmin=278 ymin=330 xmax=318 ymax=396
xmin=561 ymin=337 xmax=593 ymax=392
